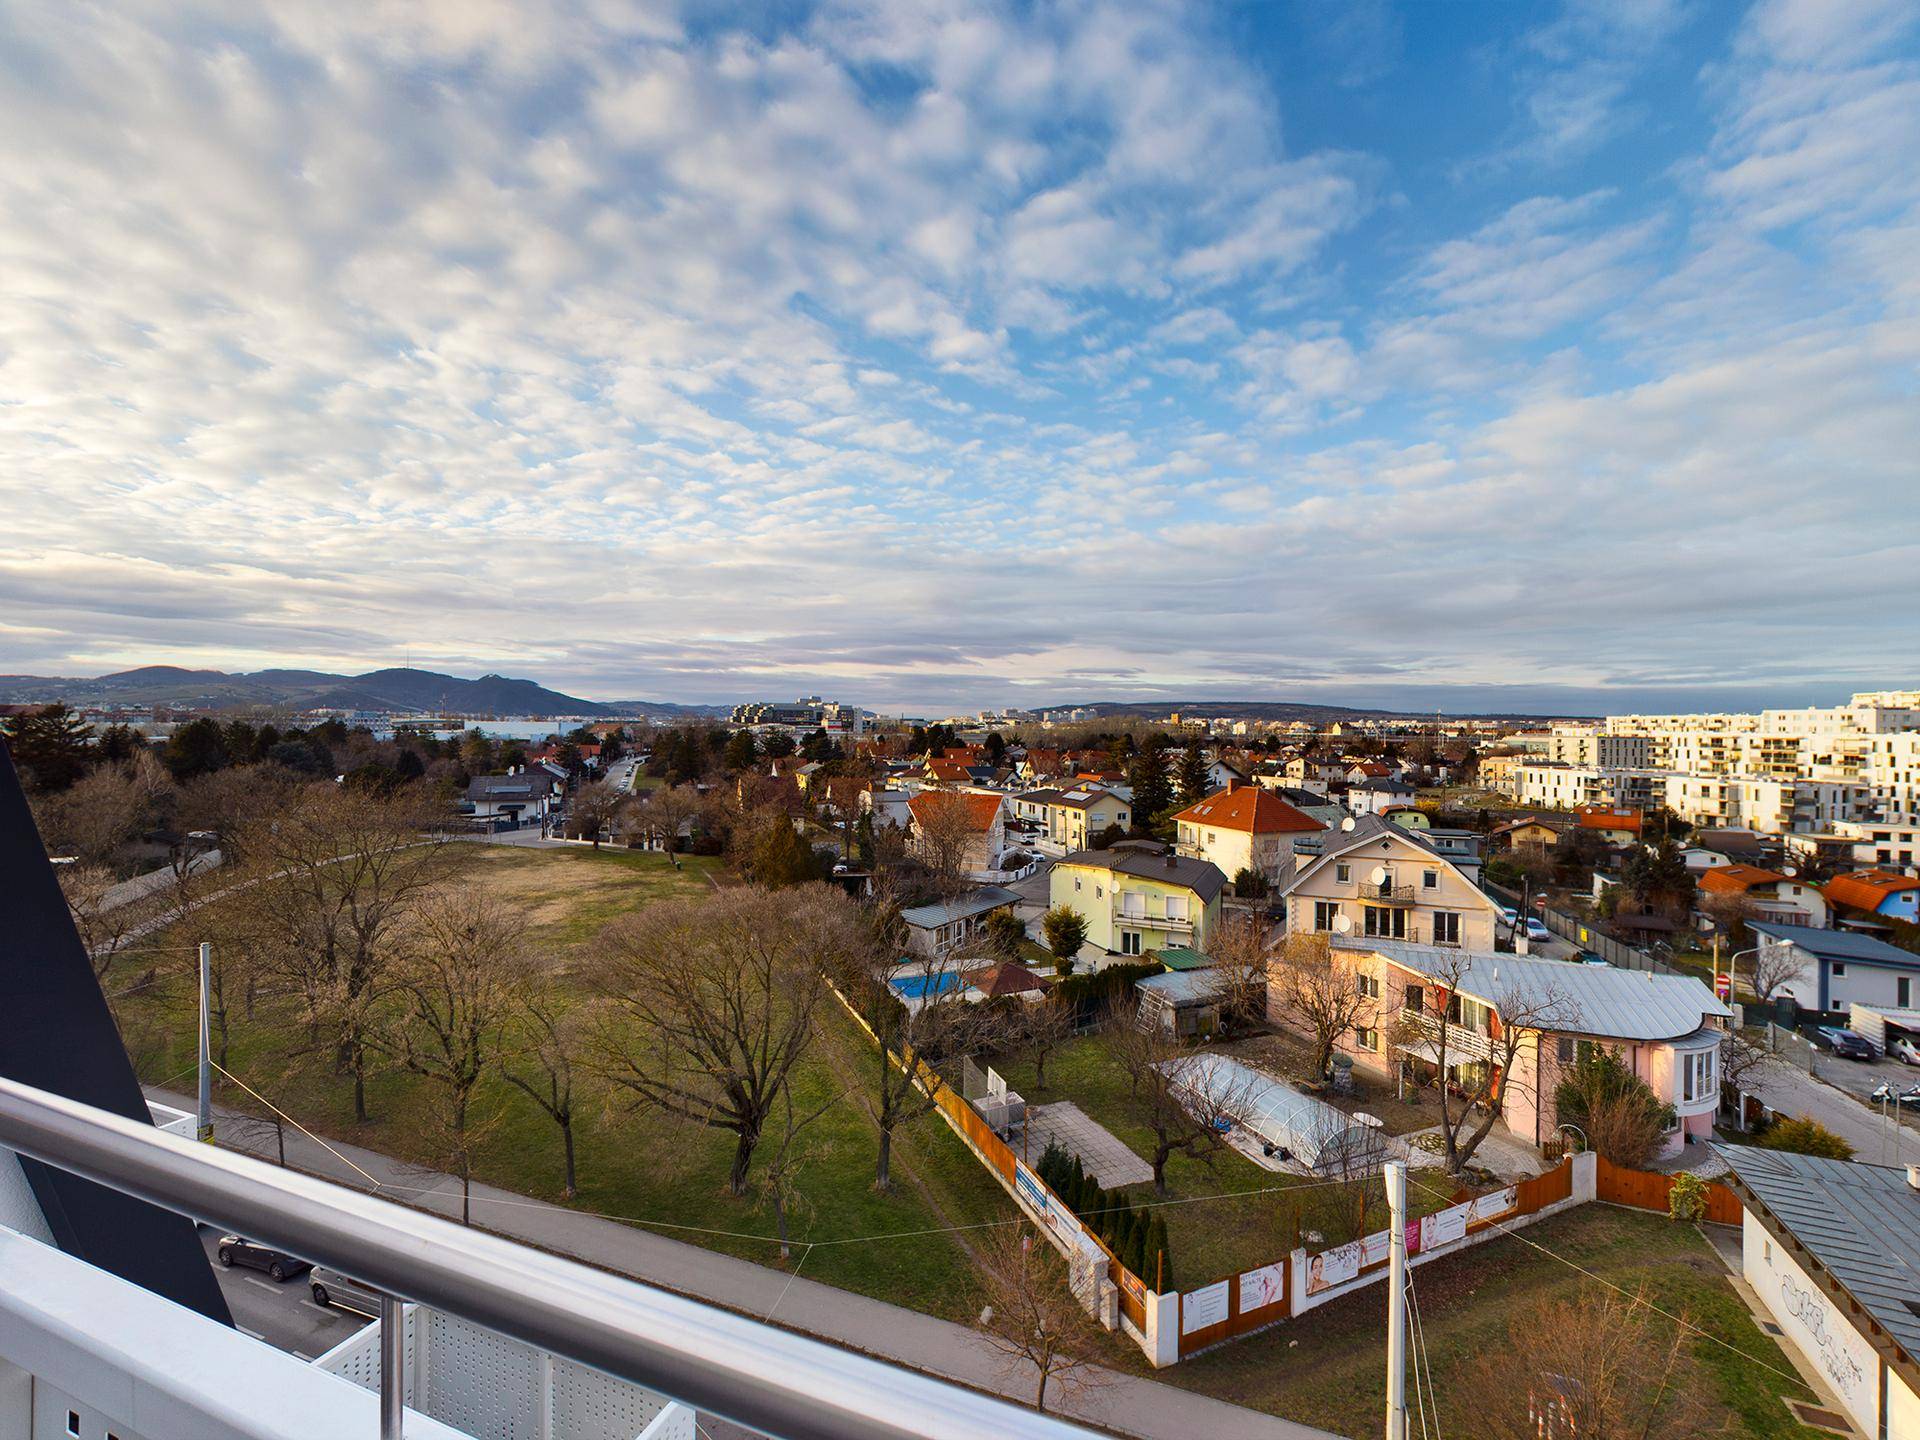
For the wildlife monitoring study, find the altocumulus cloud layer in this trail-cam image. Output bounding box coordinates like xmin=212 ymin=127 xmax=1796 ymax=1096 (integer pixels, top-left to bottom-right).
xmin=1 ymin=0 xmax=1917 ymax=712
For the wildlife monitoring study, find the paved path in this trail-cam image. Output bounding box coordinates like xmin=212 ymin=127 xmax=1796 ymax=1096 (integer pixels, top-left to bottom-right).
xmin=1024 ymin=1102 xmax=1154 ymax=1189
xmin=151 ymin=1088 xmax=1333 ymax=1440
xmin=100 ymin=849 xmax=222 ymax=910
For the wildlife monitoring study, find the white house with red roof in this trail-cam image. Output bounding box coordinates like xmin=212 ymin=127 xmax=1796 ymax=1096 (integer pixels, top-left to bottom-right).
xmin=1172 ymin=781 xmax=1324 ymax=884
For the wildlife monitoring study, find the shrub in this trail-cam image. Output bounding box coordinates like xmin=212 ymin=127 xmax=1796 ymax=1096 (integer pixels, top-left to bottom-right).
xmin=1668 ymin=1171 xmax=1709 ymax=1223
xmin=1050 ymin=961 xmax=1164 ymax=1024
xmin=983 ymin=909 xmax=1027 ymax=958
xmin=1556 ymin=1049 xmax=1670 ymax=1168
xmin=1758 ymin=1116 xmax=1854 ymax=1159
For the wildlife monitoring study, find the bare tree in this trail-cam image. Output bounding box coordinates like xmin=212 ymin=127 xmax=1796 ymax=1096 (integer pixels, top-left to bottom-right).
xmin=1719 ymin=1028 xmax=1779 ymax=1125
xmin=1700 ymin=889 xmax=1759 ymax=958
xmin=910 ymin=791 xmax=985 ymax=898
xmin=821 ymin=772 xmax=870 ymax=861
xmin=1267 ymin=932 xmax=1376 ymax=1078
xmin=639 ymin=784 xmax=702 ymax=867
xmin=753 ymin=1081 xmax=840 ymax=1262
xmin=565 ymin=779 xmax=627 ymax=848
xmin=232 ymin=783 xmax=451 ymax=1121
xmin=589 ymin=886 xmax=844 ymax=1195
xmin=1015 ymin=993 xmax=1077 ymax=1092
xmin=1465 ymin=1284 xmax=1713 ymax=1440
xmin=1411 ymin=951 xmax=1575 ymax=1174
xmin=1748 ymin=935 xmax=1801 ymax=1003
xmin=59 ymin=863 xmax=148 ymax=981
xmin=1106 ymin=1006 xmax=1249 ymax=1195
xmin=501 ymin=993 xmax=585 ymax=1198
xmin=35 ymin=756 xmax=165 ymax=865
xmin=973 ymin=1225 xmax=1105 ymax=1413
xmin=1206 ymin=911 xmax=1275 ymax=1034
xmin=378 ymin=891 xmax=530 ymax=1223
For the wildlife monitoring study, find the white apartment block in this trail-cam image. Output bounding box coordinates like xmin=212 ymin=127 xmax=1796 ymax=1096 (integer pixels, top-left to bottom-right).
xmin=1547 ymin=723 xmax=1651 ymax=768
xmin=1514 ymin=763 xmax=1667 ymax=813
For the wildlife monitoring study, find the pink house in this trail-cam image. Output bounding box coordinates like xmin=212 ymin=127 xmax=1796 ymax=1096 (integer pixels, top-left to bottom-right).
xmin=1299 ymin=940 xmax=1732 ymax=1159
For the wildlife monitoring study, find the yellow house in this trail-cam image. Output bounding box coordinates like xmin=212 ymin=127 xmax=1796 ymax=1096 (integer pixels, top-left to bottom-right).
xmin=1048 ymin=848 xmax=1227 ymax=957
xmin=1041 ymin=786 xmax=1132 ymax=851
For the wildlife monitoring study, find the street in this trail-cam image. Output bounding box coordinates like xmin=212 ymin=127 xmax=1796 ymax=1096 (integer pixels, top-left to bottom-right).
xmin=200 ymin=1227 xmax=367 ymax=1360
xmin=1746 ymin=1052 xmax=1920 ymax=1167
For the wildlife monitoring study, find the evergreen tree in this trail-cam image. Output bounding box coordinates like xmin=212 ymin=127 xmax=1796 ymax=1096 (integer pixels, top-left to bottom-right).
xmin=724 ymin=729 xmax=759 ymax=770
xmin=1125 ymin=744 xmax=1172 ymax=828
xmin=163 ymin=716 xmax=231 ymax=781
xmin=1 ymin=704 xmax=94 ymax=791
xmin=1146 ymin=1213 xmax=1173 ymax=1291
xmin=1175 ymin=743 xmax=1210 ymax=803
xmin=762 ymin=730 xmax=796 ymax=759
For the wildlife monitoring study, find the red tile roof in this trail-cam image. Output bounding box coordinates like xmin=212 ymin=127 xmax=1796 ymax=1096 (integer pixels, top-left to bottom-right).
xmin=907 ymin=791 xmax=1004 ymax=833
xmin=1575 ymin=806 xmax=1642 ymax=835
xmin=923 ymin=759 xmax=971 ymax=782
xmin=1172 ymin=786 xmax=1324 ymax=835
xmin=965 ymin=962 xmax=1046 ymax=997
xmin=1823 ymin=869 xmax=1920 ymax=913
xmin=1698 ymin=864 xmax=1790 ymax=895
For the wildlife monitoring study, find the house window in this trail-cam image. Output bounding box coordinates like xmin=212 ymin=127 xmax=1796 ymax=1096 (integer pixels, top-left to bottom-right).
xmin=1074 ymin=877 xmax=1081 ymax=891
xmin=1404 ymin=984 xmax=1424 ymax=1014
xmin=1364 ymin=906 xmax=1407 ymax=939
xmin=1314 ymin=901 xmax=1339 ymax=932
xmin=1831 ymin=963 xmax=1846 ymax=977
xmin=1556 ymin=1036 xmax=1575 ymax=1063
xmin=1901 ymin=976 xmax=1912 ymax=1009
xmin=1095 ymin=885 xmax=1103 ymax=899
xmin=1164 ymin=894 xmax=1188 ymax=920
xmin=1682 ymin=1049 xmax=1715 ymax=1104
xmin=1431 ymin=912 xmax=1461 ymax=946
xmin=1336 ymin=863 xmax=1351 ymax=883
xmin=1423 ymin=869 xmax=1438 ymax=890
xmin=1120 ymin=931 xmax=1142 ymax=956
xmin=1355 ymin=1027 xmax=1379 ymax=1052
xmin=1357 ymin=973 xmax=1380 ymax=999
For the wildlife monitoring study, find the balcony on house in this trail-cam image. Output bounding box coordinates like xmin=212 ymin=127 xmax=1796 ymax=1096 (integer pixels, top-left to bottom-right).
xmin=1397 ymin=1004 xmax=1494 ymax=1063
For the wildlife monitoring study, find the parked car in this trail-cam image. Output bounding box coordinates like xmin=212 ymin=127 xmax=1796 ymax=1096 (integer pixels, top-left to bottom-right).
xmin=1523 ymin=918 xmax=1552 ymax=944
xmin=1575 ymin=950 xmax=1609 ymax=966
xmin=1816 ymin=1027 xmax=1876 ymax=1060
xmin=309 ymin=1266 xmax=383 ymax=1318
xmin=1896 ymin=1036 xmax=1920 ymax=1067
xmin=215 ymin=1236 xmax=311 ymax=1282
xmin=1497 ymin=906 xmax=1518 ymax=927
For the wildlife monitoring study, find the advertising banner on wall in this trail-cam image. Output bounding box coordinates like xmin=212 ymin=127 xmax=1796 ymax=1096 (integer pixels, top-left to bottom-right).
xmin=1181 ymin=1279 xmax=1230 ymax=1335
xmin=1305 ymin=1240 xmax=1362 ymax=1295
xmin=1470 ymin=1187 xmax=1517 ymax=1225
xmin=1421 ymin=1203 xmax=1469 ymax=1251
xmin=1238 ymin=1262 xmax=1286 ymax=1313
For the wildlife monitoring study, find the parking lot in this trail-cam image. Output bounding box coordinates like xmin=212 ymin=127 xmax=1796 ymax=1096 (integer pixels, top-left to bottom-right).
xmin=201 ymin=1228 xmax=368 ymax=1360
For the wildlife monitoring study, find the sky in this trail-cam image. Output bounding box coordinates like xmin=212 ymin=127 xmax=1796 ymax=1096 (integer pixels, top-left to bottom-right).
xmin=2 ymin=0 xmax=1917 ymax=717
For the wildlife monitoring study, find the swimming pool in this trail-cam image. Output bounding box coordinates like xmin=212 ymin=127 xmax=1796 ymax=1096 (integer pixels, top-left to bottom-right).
xmin=889 ymin=972 xmax=964 ymax=1000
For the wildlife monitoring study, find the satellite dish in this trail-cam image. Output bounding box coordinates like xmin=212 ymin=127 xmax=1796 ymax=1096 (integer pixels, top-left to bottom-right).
xmin=1781 ymin=865 xmax=1797 ymax=878
xmin=1333 ymin=913 xmax=1353 ymax=933
xmin=1370 ymin=865 xmax=1389 ymax=886
xmin=1340 ymin=817 xmax=1356 ymax=832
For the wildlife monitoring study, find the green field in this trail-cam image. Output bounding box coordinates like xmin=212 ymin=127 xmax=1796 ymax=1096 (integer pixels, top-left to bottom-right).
xmin=110 ymin=845 xmax=1017 ymax=1320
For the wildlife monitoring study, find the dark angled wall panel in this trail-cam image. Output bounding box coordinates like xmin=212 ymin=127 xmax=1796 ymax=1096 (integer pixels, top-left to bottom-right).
xmin=0 ymin=738 xmax=231 ymax=1323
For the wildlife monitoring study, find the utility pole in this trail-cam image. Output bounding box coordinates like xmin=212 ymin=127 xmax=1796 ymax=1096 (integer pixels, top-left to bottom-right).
xmin=1385 ymin=1159 xmax=1408 ymax=1440
xmin=197 ymin=941 xmax=213 ymax=1142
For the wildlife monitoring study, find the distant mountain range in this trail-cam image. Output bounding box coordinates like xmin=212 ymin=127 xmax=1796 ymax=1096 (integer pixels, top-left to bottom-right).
xmin=0 ymin=666 xmax=723 ymax=718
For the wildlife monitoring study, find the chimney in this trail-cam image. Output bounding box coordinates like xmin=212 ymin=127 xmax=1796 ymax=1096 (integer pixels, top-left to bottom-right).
xmin=1165 ymin=855 xmax=1176 ymax=870
xmin=1227 ymin=778 xmax=1248 ymax=793
xmin=1908 ymin=1164 xmax=1920 ymax=1192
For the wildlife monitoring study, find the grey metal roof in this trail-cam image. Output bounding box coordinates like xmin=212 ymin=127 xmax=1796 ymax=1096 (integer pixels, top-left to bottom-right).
xmin=898 ymin=886 xmax=1020 ymax=929
xmin=1719 ymin=1146 xmax=1920 ymax=1371
xmin=1750 ymin=921 xmax=1920 ymax=969
xmin=1057 ymin=849 xmax=1227 ymax=903
xmin=1136 ymin=970 xmax=1225 ymax=1005
xmin=1333 ymin=938 xmax=1730 ymax=1041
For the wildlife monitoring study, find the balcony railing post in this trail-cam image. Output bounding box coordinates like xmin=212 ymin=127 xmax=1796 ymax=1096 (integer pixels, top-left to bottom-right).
xmin=381 ymin=1294 xmax=405 ymax=1438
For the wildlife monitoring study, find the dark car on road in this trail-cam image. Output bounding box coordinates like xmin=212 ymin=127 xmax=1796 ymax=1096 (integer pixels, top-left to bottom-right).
xmin=216 ymin=1235 xmax=313 ymax=1282
xmin=1816 ymin=1026 xmax=1876 ymax=1060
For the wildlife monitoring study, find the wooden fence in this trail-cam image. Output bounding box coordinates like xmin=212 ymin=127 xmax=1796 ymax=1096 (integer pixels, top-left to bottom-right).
xmin=830 ymin=983 xmax=1158 ymax=1346
xmin=1595 ymin=1154 xmax=1742 ymax=1224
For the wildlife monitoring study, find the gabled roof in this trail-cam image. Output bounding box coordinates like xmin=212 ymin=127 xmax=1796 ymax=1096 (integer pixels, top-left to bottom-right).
xmin=898 ymin=886 xmax=1020 ymax=929
xmin=923 ymin=759 xmax=971 ymax=782
xmin=1335 ymin=939 xmax=1730 ymax=1041
xmin=1750 ymin=921 xmax=1920 ymax=968
xmin=1057 ymin=849 xmax=1227 ymax=903
xmin=1825 ymin=869 xmax=1920 ymax=913
xmin=1153 ymin=945 xmax=1213 ymax=971
xmin=907 ymin=790 xmax=1004 ymax=833
xmin=1051 ymin=787 xmax=1124 ymax=811
xmin=966 ymin=961 xmax=1046 ymax=997
xmin=1719 ymin=1147 xmax=1920 ymax=1383
xmin=1698 ymin=863 xmax=1791 ymax=895
xmin=1282 ymin=813 xmax=1493 ymax=905
xmin=1173 ymin=786 xmax=1324 ymax=836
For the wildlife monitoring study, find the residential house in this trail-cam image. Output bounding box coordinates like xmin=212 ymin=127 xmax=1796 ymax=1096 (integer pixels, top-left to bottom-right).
xmin=1037 ymin=787 xmax=1132 ymax=853
xmin=898 ymin=887 xmax=1020 ymax=959
xmin=1347 ymin=778 xmax=1418 ymax=816
xmin=1824 ymin=869 xmax=1920 ymax=924
xmin=1253 ymin=780 xmax=1345 ymax=824
xmin=1283 ymin=756 xmax=1347 ymax=787
xmin=1312 ymin=940 xmax=1730 ymax=1156
xmin=1172 ymin=782 xmax=1324 ymax=885
xmin=1205 ymin=757 xmax=1250 ymax=791
xmin=1720 ymin=1148 xmax=1920 ymax=1440
xmin=906 ymin=790 xmax=1007 ymax=878
xmin=1281 ymin=813 xmax=1505 ymax=950
xmin=1574 ymin=806 xmax=1643 ymax=845
xmin=1749 ymin=921 xmax=1920 ymax=1012
xmin=860 ymin=786 xmax=914 ymax=831
xmin=1696 ymin=864 xmax=1829 ymax=928
xmin=464 ymin=769 xmax=559 ymax=826
xmin=1488 ymin=815 xmax=1564 ymax=854
xmin=1344 ymin=761 xmax=1397 ymax=787
xmin=1048 ymin=850 xmax=1228 ymax=958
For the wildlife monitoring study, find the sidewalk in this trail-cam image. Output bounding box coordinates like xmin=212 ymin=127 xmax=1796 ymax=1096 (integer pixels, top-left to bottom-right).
xmin=151 ymin=1088 xmax=1332 ymax=1440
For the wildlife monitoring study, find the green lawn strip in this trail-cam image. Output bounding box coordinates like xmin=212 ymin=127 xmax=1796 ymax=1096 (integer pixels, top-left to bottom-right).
xmin=108 ymin=849 xmax=1006 ymax=1323
xmin=1159 ymin=1206 xmax=1823 ymax=1439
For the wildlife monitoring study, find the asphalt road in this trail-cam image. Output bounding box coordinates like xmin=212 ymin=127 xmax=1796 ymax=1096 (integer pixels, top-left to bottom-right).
xmin=201 ymin=1227 xmax=369 ymax=1360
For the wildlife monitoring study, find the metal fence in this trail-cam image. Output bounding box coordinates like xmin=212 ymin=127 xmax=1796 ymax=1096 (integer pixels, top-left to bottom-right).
xmin=1483 ymin=880 xmax=1683 ymax=976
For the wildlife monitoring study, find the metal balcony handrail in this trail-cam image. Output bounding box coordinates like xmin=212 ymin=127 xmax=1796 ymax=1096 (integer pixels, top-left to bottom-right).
xmin=0 ymin=1076 xmax=1100 ymax=1440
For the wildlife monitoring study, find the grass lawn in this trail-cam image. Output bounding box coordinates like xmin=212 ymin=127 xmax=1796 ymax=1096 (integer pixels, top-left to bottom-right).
xmin=994 ymin=1034 xmax=1446 ymax=1291
xmin=110 ymin=846 xmax=1017 ymax=1322
xmin=1163 ymin=1205 xmax=1825 ymax=1439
